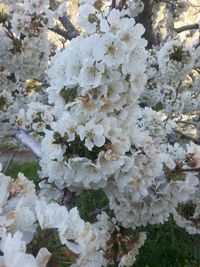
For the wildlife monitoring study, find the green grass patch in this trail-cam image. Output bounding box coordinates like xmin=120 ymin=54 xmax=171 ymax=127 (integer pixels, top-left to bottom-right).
xmin=6 ymin=161 xmax=39 ymax=182
xmin=134 ymin=217 xmax=200 ymax=267
xmin=76 ymin=189 xmax=109 ymax=221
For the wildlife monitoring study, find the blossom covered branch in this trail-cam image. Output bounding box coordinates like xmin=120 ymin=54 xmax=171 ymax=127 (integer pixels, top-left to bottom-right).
xmin=0 ymin=0 xmax=200 ymax=266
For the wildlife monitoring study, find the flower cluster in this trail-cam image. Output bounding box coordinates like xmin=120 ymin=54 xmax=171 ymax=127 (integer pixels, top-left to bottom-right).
xmin=0 ymin=229 xmax=51 ymax=267
xmin=40 ymin=0 xmax=200 ymax=235
xmin=157 ymin=40 xmax=194 ymax=81
xmin=0 ymin=163 xmax=106 ymax=267
xmin=141 ymin=40 xmax=200 ymax=115
xmin=41 ymin=2 xmax=147 ymax=191
xmin=95 ymin=212 xmax=147 ymax=266
xmin=0 ymin=68 xmax=31 ymax=139
xmin=0 ymin=0 xmax=68 ymax=140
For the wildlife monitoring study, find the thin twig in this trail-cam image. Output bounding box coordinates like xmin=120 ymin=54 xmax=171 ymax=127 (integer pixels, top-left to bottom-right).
xmin=35 ymin=177 xmax=48 ymax=185
xmin=89 ymin=205 xmax=109 ymax=217
xmin=3 ymin=150 xmax=15 ymax=174
xmin=174 ymin=23 xmax=199 ymax=34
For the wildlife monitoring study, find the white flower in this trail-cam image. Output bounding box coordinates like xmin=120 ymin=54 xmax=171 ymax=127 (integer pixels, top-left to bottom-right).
xmin=35 ymin=200 xmax=68 ymax=230
xmin=0 ymin=231 xmax=36 ymax=267
xmin=0 ymin=230 xmax=51 ymax=267
xmin=106 ymin=81 xmax=125 ymax=102
xmin=93 ymin=33 xmax=126 ymax=67
xmin=77 ymin=121 xmax=105 ymax=151
xmin=9 ymin=195 xmax=37 ymax=243
xmin=122 ymin=46 xmax=147 ymax=74
xmin=100 ymin=9 xmax=122 ymax=34
xmin=51 ymin=111 xmax=78 ymax=141
xmin=42 ymin=130 xmax=65 ymax=160
xmin=72 ymin=158 xmax=105 ymax=188
xmin=65 ymin=49 xmax=83 ymax=86
xmin=35 ymin=248 xmax=51 ymax=267
xmin=79 ymin=59 xmax=104 ymax=90
xmin=59 ymin=207 xmax=85 ymax=254
xmin=157 ymin=40 xmax=194 ymax=80
xmin=77 ymin=3 xmax=98 ymax=34
xmin=24 ymin=0 xmax=49 ymax=12
xmin=0 ymin=231 xmax=41 ymax=267
xmin=118 ymin=23 xmax=146 ymax=50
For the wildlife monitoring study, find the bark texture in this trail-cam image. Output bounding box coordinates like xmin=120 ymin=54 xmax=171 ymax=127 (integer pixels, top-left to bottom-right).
xmin=136 ymin=0 xmax=158 ymax=48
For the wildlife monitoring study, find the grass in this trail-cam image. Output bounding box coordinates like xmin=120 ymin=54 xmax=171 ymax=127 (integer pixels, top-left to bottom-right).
xmin=6 ymin=162 xmax=200 ymax=267
xmin=6 ymin=161 xmax=39 ymax=182
xmin=76 ymin=188 xmax=109 ymax=221
xmin=134 ymin=218 xmax=200 ymax=267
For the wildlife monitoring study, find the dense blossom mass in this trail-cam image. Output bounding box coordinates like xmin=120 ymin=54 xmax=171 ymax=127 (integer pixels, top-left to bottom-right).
xmin=0 ymin=0 xmax=200 ymax=266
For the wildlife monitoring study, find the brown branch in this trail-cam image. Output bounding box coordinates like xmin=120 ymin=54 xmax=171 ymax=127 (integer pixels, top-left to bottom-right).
xmin=58 ymin=12 xmax=79 ymax=40
xmin=49 ymin=26 xmax=73 ymax=40
xmin=111 ymin=0 xmax=116 ymax=9
xmin=35 ymin=177 xmax=48 ymax=185
xmin=135 ymin=0 xmax=158 ymax=48
xmin=174 ymin=23 xmax=199 ymax=34
xmin=3 ymin=21 xmax=15 ymax=40
xmin=49 ymin=13 xmax=79 ymax=41
xmin=61 ymin=188 xmax=76 ymax=210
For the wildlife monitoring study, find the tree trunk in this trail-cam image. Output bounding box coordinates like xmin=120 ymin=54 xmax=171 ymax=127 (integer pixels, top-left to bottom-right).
xmin=135 ymin=0 xmax=158 ymax=48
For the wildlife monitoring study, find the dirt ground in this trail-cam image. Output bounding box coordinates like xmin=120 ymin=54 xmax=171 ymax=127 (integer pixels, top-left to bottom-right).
xmin=0 ymin=150 xmax=38 ymax=169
